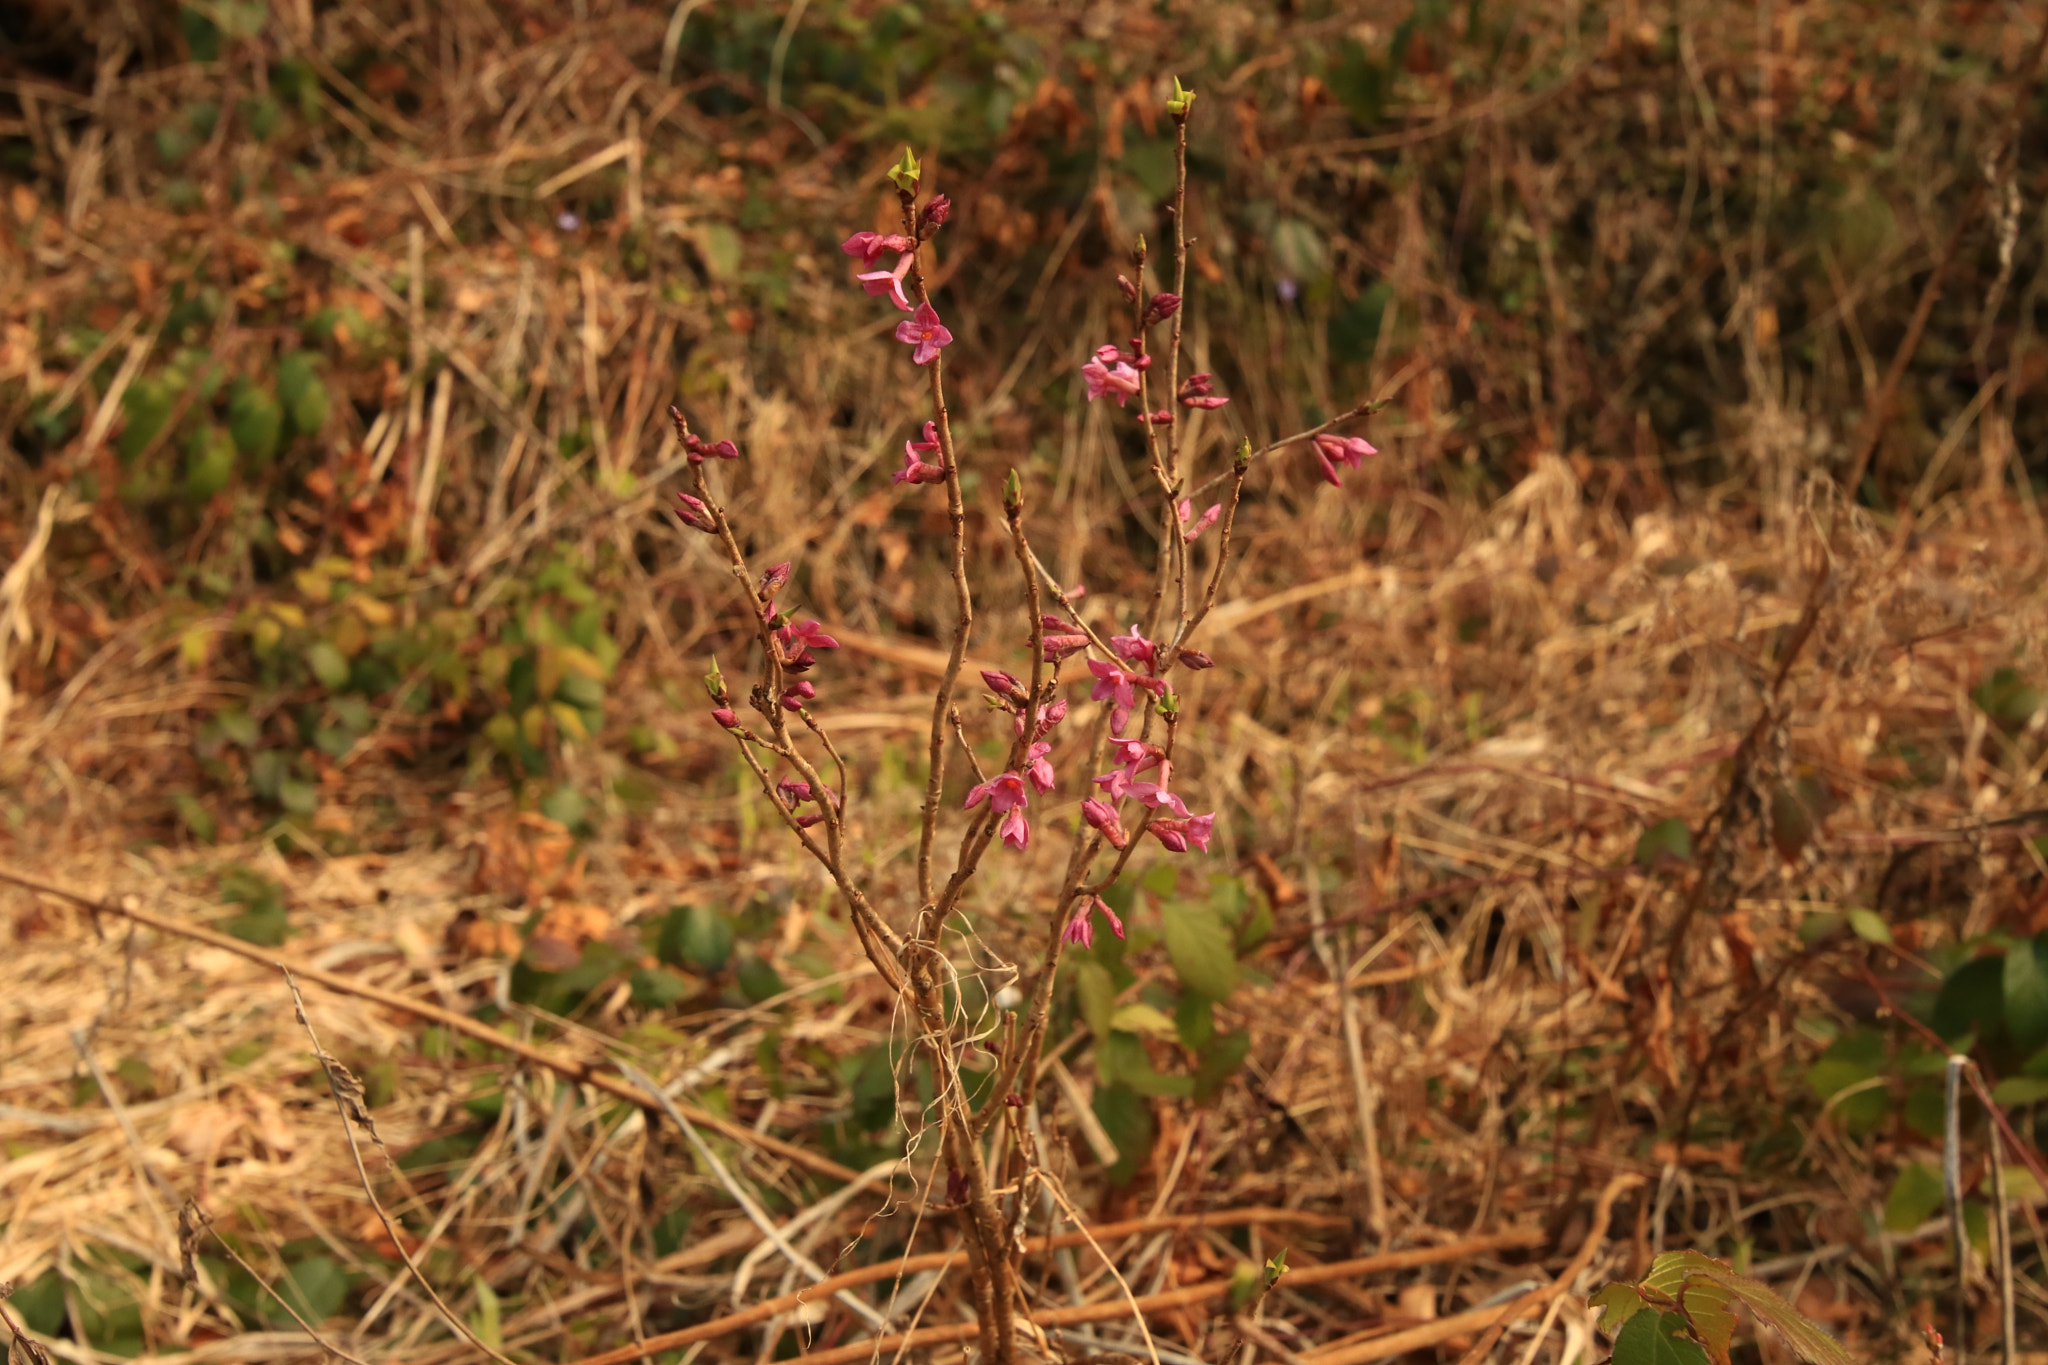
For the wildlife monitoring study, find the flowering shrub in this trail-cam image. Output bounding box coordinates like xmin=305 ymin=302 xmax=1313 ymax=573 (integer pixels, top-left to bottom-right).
xmin=665 ymin=83 xmax=1378 ymax=1365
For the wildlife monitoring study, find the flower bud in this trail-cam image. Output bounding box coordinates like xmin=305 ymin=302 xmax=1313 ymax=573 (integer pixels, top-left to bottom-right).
xmin=780 ymin=680 xmax=817 ymax=711
xmin=711 ymin=706 xmax=738 ymax=728
xmin=1178 ymin=648 xmax=1215 ymax=670
xmin=981 ymin=669 xmax=1024 ymax=700
xmin=916 ymin=193 xmax=952 ymax=233
xmin=888 ymin=145 xmax=922 ymax=194
xmin=1142 ymin=292 xmax=1181 ymax=326
xmin=703 ymin=660 xmax=727 ymax=702
xmin=1166 ymin=76 xmax=1196 ymax=118
xmin=1116 ymin=274 xmax=1139 ymax=302
xmin=1003 ymin=468 xmax=1023 ymax=516
xmin=1081 ymin=797 xmax=1129 ymax=849
xmin=674 ymin=492 xmax=716 ymax=532
xmin=758 ymin=561 xmax=792 ymax=599
xmin=1136 ymin=409 xmax=1175 ymax=426
xmin=1042 ymin=633 xmax=1089 ymax=662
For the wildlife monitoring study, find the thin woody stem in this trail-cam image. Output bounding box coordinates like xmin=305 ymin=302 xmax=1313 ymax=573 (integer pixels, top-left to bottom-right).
xmin=1187 ymin=401 xmax=1387 ymax=501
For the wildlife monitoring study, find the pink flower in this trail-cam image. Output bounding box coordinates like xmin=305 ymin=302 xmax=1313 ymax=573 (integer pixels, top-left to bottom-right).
xmin=1127 ymin=781 xmax=1189 ymax=818
xmin=1106 ymin=739 xmax=1163 ymax=775
xmin=1311 ymin=433 xmax=1377 ymax=487
xmin=1063 ymin=909 xmax=1094 ymax=949
xmin=1082 ymin=357 xmax=1143 ymax=406
xmin=1088 ymin=659 xmax=1139 ymax=713
xmin=777 ymin=778 xmax=813 ymax=806
xmin=998 ymin=806 xmax=1031 ymax=850
xmin=1109 ymin=626 xmax=1156 ymax=669
xmin=982 ymin=669 xmax=1024 ymax=699
xmin=1080 ymin=797 xmax=1128 ymax=849
xmin=840 ymin=231 xmax=914 ymax=267
xmin=674 ymin=492 xmax=716 ymax=532
xmin=1024 ymin=741 xmax=1055 ymax=793
xmin=1177 ymin=499 xmax=1222 ymax=542
xmin=1042 ymin=633 xmax=1089 ymax=662
xmin=758 ymin=562 xmax=792 ymax=598
xmin=965 ymin=770 xmax=1029 ymax=815
xmin=780 ymin=680 xmax=817 ymax=711
xmin=1136 ymin=409 xmax=1174 ymax=426
xmin=775 ymin=618 xmax=839 ymax=671
xmin=711 ymin=707 xmax=738 ymax=728
xmin=858 ymin=252 xmax=916 ymax=312
xmin=1149 ymin=813 xmax=1215 ymax=853
xmin=894 ymin=420 xmax=946 ymax=485
xmin=895 ymin=302 xmax=953 ymax=366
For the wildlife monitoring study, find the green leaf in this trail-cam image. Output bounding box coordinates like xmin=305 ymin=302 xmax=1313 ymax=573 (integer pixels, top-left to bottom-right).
xmin=471 ymin=1277 xmax=502 ymax=1349
xmin=1591 ymin=1282 xmax=1648 ymax=1337
xmin=1993 ymin=1076 xmax=2048 ymax=1107
xmin=276 ymin=351 xmax=329 ymax=436
xmin=693 ymin=224 xmax=743 ymax=281
xmin=182 ymin=424 xmax=238 ymax=499
xmin=1934 ymin=955 xmax=2005 ymax=1044
xmin=116 ymin=377 xmax=176 ymax=463
xmin=658 ymin=905 xmax=734 ymax=974
xmin=1162 ymin=900 xmax=1240 ymax=1002
xmin=1192 ymin=1030 xmax=1250 ymax=1103
xmin=1090 ymin=1081 xmax=1153 ymax=1186
xmin=275 ymin=1255 xmax=347 ymax=1325
xmin=1677 ymin=1276 xmax=1737 ymax=1365
xmin=2006 ymin=934 xmax=2048 ymax=1051
xmin=1097 ymin=1032 xmax=1194 ymax=1098
xmin=629 ymin=966 xmax=691 ymax=1008
xmin=1844 ymin=909 xmax=1892 ymax=945
xmin=1634 ymin=818 xmax=1693 ymax=868
xmin=1884 ymin=1162 xmax=1945 ymax=1232
xmin=1612 ymin=1310 xmax=1713 ymax=1365
xmin=1073 ymin=960 xmax=1117 ymax=1040
xmin=172 ymin=792 xmax=218 ymax=843
xmin=1639 ymin=1252 xmax=1853 ymax=1365
xmin=227 ymin=382 xmax=283 ymax=464
xmin=306 ymin=641 xmax=350 ymax=690
xmin=1109 ymin=1003 xmax=1177 ymax=1037
xmin=734 ymin=951 xmax=784 ymax=1005
xmin=278 ymin=776 xmax=318 ymax=818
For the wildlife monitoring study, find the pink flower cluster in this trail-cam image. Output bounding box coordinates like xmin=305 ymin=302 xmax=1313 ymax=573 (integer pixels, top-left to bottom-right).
xmin=841 ymin=217 xmax=953 ymax=367
xmin=1061 ymin=896 xmax=1126 ymax=949
xmin=1082 ymin=344 xmax=1148 ymax=407
xmin=963 ymin=669 xmax=1072 ymax=850
xmin=776 ymin=777 xmax=840 ymax=829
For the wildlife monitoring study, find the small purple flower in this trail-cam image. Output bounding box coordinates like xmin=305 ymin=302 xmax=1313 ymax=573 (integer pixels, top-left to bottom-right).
xmin=997 ymin=806 xmax=1030 ymax=850
xmin=780 ymin=680 xmax=817 ymax=711
xmin=556 ymin=210 xmax=580 ymax=232
xmin=1109 ymin=626 xmax=1156 ymax=669
xmin=895 ymin=302 xmax=953 ymax=366
xmin=1062 ymin=909 xmax=1094 ymax=949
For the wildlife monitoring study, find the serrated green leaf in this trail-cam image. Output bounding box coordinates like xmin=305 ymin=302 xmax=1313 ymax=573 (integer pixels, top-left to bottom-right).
xmin=2006 ymin=934 xmax=2048 ymax=1050
xmin=1678 ymin=1275 xmax=1737 ymax=1365
xmin=1639 ymin=1252 xmax=1853 ymax=1365
xmin=1612 ymin=1309 xmax=1712 ymax=1365
xmin=1591 ymin=1282 xmax=1648 ymax=1337
xmin=1162 ymin=900 xmax=1239 ymax=1001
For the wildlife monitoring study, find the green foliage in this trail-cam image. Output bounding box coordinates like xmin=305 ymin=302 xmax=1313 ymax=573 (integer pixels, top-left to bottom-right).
xmin=658 ymin=904 xmax=736 ymax=974
xmin=1633 ymin=818 xmax=1693 ymax=868
xmin=1594 ymin=1251 xmax=1851 ymax=1365
xmin=219 ymin=863 xmax=290 ymax=944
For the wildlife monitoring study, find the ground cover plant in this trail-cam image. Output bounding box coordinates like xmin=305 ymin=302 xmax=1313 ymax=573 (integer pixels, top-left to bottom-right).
xmin=2 ymin=2 xmax=2048 ymax=1364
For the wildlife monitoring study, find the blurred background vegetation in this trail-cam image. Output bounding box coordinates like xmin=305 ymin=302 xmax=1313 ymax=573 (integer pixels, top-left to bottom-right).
xmin=1 ymin=0 xmax=2041 ymax=845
